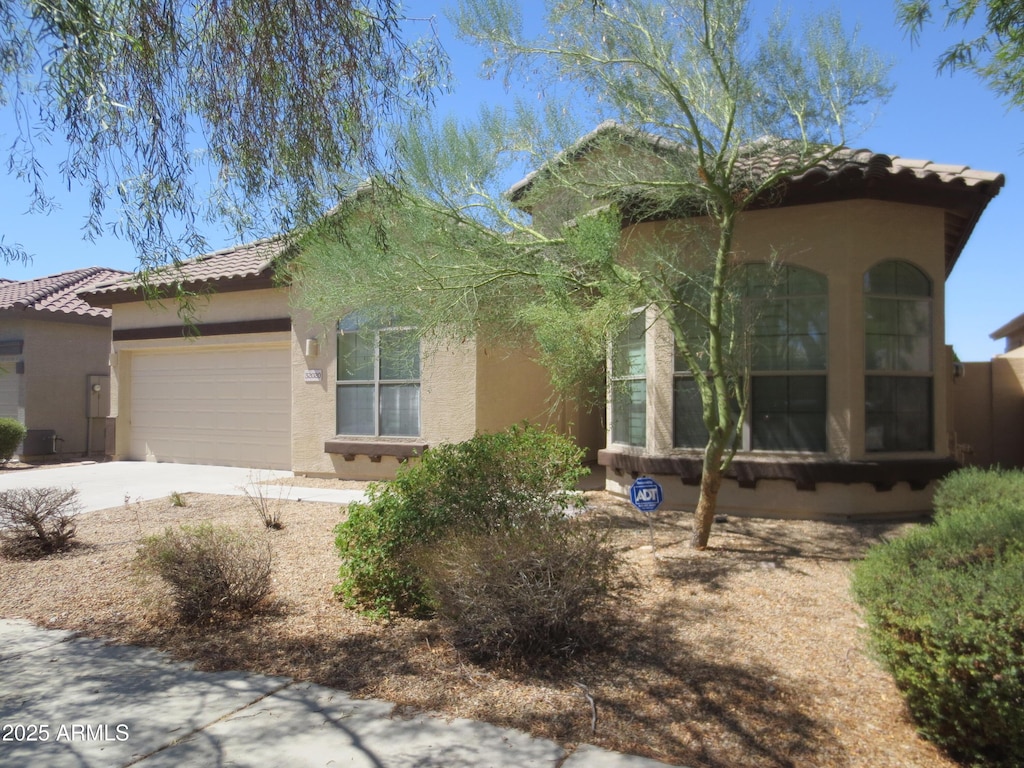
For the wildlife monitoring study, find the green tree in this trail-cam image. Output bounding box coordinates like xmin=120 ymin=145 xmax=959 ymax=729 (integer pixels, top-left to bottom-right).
xmin=0 ymin=0 xmax=448 ymax=267
xmin=896 ymin=0 xmax=1024 ymax=108
xmin=292 ymin=0 xmax=891 ymax=548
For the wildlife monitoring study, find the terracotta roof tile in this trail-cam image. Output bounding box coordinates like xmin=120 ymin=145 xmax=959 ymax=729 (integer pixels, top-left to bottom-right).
xmin=84 ymin=237 xmax=287 ymax=297
xmin=0 ymin=267 xmax=130 ymax=319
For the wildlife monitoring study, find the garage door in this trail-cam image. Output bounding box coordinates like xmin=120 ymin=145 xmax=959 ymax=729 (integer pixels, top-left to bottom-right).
xmin=129 ymin=345 xmax=290 ymax=469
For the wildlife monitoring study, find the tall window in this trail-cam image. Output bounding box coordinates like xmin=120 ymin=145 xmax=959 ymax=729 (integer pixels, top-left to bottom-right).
xmin=747 ymin=264 xmax=828 ymax=452
xmin=864 ymin=261 xmax=932 ymax=452
xmin=337 ymin=324 xmax=420 ymax=437
xmin=610 ymin=312 xmax=646 ymax=446
xmin=673 ymin=264 xmax=828 ymax=452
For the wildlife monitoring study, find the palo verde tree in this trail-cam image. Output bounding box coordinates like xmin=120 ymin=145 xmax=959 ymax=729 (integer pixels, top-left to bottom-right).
xmin=0 ymin=1 xmax=448 ymax=267
xmin=291 ymin=0 xmax=891 ymax=548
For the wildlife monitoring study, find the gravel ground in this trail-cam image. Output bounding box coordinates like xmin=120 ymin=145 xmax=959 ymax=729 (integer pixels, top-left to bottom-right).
xmin=0 ymin=485 xmax=956 ymax=768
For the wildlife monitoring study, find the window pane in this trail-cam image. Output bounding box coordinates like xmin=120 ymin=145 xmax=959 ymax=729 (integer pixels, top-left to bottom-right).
xmin=864 ymin=261 xmax=897 ymax=295
xmin=897 ymin=335 xmax=931 ymax=371
xmin=337 ymin=384 xmax=374 ymax=435
xmin=338 ymin=333 xmax=374 ymax=381
xmin=865 ymin=333 xmax=896 ymax=371
xmin=788 ymin=333 xmax=827 ymax=370
xmin=865 ymin=376 xmax=932 ymax=451
xmin=673 ymin=377 xmax=708 ymax=448
xmin=864 ymin=297 xmax=898 ymax=335
xmin=380 ymin=384 xmax=420 ymax=437
xmin=612 ymin=314 xmax=646 ymax=377
xmin=380 ymin=331 xmax=420 ymax=380
xmin=612 ymin=380 xmax=646 ymax=446
xmin=751 ymin=376 xmax=826 ymax=452
xmin=894 ymin=262 xmax=931 ymax=297
xmin=787 ymin=268 xmax=827 ymax=295
xmin=898 ymin=299 xmax=930 ymax=336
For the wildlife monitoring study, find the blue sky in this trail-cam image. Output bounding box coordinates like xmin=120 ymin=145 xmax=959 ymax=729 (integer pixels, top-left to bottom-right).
xmin=1 ymin=0 xmax=1021 ymax=362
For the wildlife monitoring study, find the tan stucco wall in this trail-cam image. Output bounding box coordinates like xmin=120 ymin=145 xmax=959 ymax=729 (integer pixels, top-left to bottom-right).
xmin=950 ymin=350 xmax=1024 ymax=470
xmin=605 ymin=198 xmax=951 ymax=518
xmin=8 ymin=317 xmax=112 ymax=455
xmin=112 ymin=288 xmax=290 ymax=330
xmin=289 ymin=310 xmax=602 ymax=479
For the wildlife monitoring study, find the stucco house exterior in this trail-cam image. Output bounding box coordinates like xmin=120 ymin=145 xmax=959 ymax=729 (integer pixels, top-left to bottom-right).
xmin=81 ymin=125 xmax=1004 ymax=521
xmin=509 ymin=123 xmax=1004 ymax=519
xmin=80 ymin=242 xmax=601 ymax=477
xmin=0 ymin=267 xmax=128 ymax=458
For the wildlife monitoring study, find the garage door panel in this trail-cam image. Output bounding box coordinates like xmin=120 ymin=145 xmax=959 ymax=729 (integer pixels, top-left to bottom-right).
xmin=130 ymin=346 xmax=290 ymax=470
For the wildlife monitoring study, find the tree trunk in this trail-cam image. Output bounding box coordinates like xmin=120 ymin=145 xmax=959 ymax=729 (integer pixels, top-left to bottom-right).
xmin=690 ymin=461 xmax=724 ymax=550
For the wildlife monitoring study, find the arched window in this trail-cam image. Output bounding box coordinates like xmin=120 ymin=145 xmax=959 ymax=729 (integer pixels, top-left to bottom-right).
xmin=673 ymin=264 xmax=828 ymax=452
xmin=864 ymin=261 xmax=932 ymax=452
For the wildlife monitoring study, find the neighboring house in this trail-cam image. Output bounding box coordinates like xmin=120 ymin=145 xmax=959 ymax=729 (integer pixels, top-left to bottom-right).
xmin=0 ymin=267 xmax=128 ymax=458
xmin=950 ymin=314 xmax=1024 ymax=470
xmin=80 ymin=242 xmax=600 ymax=477
xmin=510 ymin=123 xmax=1005 ymax=519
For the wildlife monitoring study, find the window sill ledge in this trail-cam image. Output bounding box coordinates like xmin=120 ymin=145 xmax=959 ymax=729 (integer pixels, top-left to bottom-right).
xmin=598 ymin=448 xmax=957 ymax=492
xmin=325 ymin=439 xmax=428 ymax=463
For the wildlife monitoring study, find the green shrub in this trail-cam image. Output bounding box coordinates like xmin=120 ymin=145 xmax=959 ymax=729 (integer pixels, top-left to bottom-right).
xmin=852 ymin=468 xmax=1024 ymax=766
xmin=137 ymin=523 xmax=273 ymax=622
xmin=419 ymin=514 xmax=619 ymax=662
xmin=0 ymin=487 xmax=79 ymax=558
xmin=334 ymin=423 xmax=587 ymax=617
xmin=0 ymin=417 xmax=26 ymax=463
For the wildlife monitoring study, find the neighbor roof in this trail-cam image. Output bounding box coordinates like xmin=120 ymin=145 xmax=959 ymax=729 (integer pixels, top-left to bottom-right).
xmin=509 ymin=121 xmax=1005 ymax=276
xmin=0 ymin=267 xmax=131 ymax=319
xmin=991 ymin=311 xmax=1024 ymax=342
xmin=81 ymin=237 xmax=288 ymax=306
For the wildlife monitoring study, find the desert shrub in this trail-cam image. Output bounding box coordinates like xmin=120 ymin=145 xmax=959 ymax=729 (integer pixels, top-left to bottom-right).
xmin=0 ymin=417 xmax=26 ymax=463
xmin=335 ymin=423 xmax=587 ymax=617
xmin=136 ymin=523 xmax=273 ymax=622
xmin=419 ymin=514 xmax=620 ymax=662
xmin=242 ymin=476 xmax=285 ymax=530
xmin=0 ymin=487 xmax=79 ymax=558
xmin=852 ymin=468 xmax=1024 ymax=766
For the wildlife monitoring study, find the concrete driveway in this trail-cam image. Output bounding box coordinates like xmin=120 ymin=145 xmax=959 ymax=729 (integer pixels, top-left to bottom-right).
xmin=0 ymin=461 xmax=363 ymax=512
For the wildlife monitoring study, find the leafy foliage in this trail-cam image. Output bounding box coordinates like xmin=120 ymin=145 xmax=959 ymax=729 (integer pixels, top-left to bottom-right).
xmin=0 ymin=417 xmax=26 ymax=463
xmin=136 ymin=523 xmax=273 ymax=622
xmin=295 ymin=0 xmax=891 ymax=548
xmin=0 ymin=487 xmax=79 ymax=558
xmin=334 ymin=423 xmax=587 ymax=617
xmin=852 ymin=468 xmax=1024 ymax=766
xmin=0 ymin=0 xmax=448 ymax=265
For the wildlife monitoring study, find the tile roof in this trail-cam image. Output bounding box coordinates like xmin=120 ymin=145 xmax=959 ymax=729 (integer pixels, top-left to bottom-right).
xmin=0 ymin=267 xmax=131 ymax=319
xmin=83 ymin=237 xmax=288 ymax=300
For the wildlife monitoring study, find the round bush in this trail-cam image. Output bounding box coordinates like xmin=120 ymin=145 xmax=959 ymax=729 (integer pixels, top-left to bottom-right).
xmin=0 ymin=417 xmax=26 ymax=463
xmin=852 ymin=469 xmax=1024 ymax=766
xmin=334 ymin=423 xmax=587 ymax=617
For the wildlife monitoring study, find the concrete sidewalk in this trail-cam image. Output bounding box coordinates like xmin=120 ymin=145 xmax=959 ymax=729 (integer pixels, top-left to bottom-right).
xmin=0 ymin=619 xmax=677 ymax=768
xmin=0 ymin=461 xmax=365 ymax=512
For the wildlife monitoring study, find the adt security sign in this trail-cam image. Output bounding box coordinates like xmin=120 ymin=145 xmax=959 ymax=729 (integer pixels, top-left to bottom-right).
xmin=629 ymin=477 xmax=663 ymax=514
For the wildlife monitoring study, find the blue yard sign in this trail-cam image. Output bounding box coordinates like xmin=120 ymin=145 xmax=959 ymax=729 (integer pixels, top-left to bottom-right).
xmin=629 ymin=476 xmax=663 ymax=514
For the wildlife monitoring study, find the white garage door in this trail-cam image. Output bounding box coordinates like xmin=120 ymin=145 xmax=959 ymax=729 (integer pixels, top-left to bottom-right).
xmin=130 ymin=345 xmax=290 ymax=469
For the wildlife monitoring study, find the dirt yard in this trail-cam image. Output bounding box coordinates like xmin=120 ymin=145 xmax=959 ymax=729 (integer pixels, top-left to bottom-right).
xmin=0 ymin=483 xmax=957 ymax=768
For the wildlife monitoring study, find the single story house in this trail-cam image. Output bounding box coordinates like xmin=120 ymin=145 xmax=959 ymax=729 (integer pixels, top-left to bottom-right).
xmin=81 ymin=125 xmax=1004 ymax=520
xmin=0 ymin=267 xmax=128 ymax=458
xmin=80 ymin=242 xmax=601 ymax=477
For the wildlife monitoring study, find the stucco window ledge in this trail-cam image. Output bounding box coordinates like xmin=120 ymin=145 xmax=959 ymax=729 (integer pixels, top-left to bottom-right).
xmin=598 ymin=448 xmax=958 ymax=492
xmin=324 ymin=439 xmax=428 ymax=463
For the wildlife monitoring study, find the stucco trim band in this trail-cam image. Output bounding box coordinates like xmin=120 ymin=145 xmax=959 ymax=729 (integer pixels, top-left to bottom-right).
xmin=113 ymin=317 xmax=292 ymax=341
